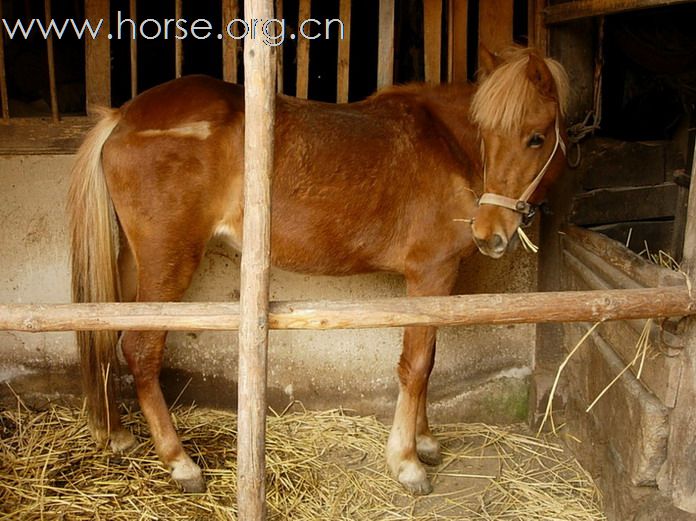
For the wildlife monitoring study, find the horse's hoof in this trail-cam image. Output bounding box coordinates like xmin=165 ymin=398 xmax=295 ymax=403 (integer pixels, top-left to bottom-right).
xmin=416 ymin=435 xmax=442 ymax=466
xmin=171 ymin=458 xmax=206 ymax=494
xmin=110 ymin=429 xmax=137 ymax=453
xmin=397 ymin=460 xmax=433 ymax=496
xmin=176 ymin=475 xmax=207 ymax=494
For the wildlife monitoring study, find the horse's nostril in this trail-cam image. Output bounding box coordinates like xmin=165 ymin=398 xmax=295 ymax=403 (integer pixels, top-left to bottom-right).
xmin=490 ymin=233 xmax=507 ymax=253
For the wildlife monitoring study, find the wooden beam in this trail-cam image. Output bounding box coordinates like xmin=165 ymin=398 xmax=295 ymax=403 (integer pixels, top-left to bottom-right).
xmin=0 ymin=287 xmax=693 ymax=332
xmin=85 ymin=0 xmax=111 ymax=114
xmin=377 ymin=0 xmax=395 ymax=89
xmin=275 ymin=0 xmax=284 ymax=93
xmin=424 ymin=0 xmax=442 ymax=84
xmin=478 ymin=0 xmax=513 ymax=59
xmin=239 ymin=0 xmax=275 ymax=518
xmin=660 ymin=141 xmax=696 ymax=512
xmin=336 ymin=0 xmax=351 ymax=102
xmin=447 ymin=0 xmax=467 ymax=83
xmin=0 ymin=117 xmax=95 ymax=155
xmin=44 ymin=0 xmax=60 ymax=122
xmin=222 ymin=0 xmax=239 ymax=83
xmin=528 ymin=0 xmax=548 ymax=53
xmin=296 ymin=0 xmax=311 ymax=99
xmin=0 ymin=0 xmax=11 ymax=119
xmin=545 ymin=0 xmax=694 ymax=25
xmin=175 ymin=0 xmax=183 ymax=78
xmin=129 ymin=0 xmax=138 ymax=97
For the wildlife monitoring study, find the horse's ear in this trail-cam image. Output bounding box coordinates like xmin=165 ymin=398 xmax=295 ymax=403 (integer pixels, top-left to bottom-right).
xmin=526 ymin=54 xmax=555 ymax=99
xmin=477 ymin=46 xmax=500 ymax=79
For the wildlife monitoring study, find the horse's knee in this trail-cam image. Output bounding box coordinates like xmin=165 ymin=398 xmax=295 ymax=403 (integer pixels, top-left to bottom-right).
xmin=397 ymin=354 xmax=431 ymax=389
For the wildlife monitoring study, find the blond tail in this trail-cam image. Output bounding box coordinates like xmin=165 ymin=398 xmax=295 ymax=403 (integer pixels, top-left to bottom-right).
xmin=67 ymin=108 xmax=122 ymax=446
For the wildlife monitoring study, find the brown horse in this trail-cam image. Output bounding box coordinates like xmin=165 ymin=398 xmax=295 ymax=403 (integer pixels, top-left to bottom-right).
xmin=68 ymin=47 xmax=568 ymax=495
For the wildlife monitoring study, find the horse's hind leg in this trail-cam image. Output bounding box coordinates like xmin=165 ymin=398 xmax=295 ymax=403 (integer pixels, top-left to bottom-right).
xmin=120 ymin=236 xmax=208 ymax=493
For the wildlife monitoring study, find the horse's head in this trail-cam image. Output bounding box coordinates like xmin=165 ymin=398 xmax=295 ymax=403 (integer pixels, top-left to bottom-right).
xmin=470 ymin=47 xmax=569 ymax=259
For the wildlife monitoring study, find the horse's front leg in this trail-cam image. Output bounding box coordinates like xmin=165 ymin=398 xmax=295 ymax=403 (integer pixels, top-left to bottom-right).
xmin=387 ymin=325 xmax=438 ymax=494
xmin=386 ymin=261 xmax=459 ymax=494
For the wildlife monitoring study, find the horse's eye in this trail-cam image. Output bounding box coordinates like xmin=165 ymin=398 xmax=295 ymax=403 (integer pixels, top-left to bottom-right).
xmin=527 ymin=133 xmax=545 ymax=148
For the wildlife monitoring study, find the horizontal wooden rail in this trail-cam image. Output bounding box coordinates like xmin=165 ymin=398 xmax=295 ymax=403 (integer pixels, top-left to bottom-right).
xmin=544 ymin=0 xmax=694 ymax=25
xmin=0 ymin=287 xmax=693 ymax=333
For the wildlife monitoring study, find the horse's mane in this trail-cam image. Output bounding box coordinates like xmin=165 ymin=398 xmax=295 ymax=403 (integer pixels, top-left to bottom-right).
xmin=471 ymin=47 xmax=569 ymax=134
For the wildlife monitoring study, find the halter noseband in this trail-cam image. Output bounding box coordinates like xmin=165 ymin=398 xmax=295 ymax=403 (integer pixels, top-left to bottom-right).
xmin=478 ymin=116 xmax=566 ymax=222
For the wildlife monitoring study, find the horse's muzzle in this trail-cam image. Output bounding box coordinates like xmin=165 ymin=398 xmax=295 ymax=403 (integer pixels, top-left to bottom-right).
xmin=473 ymin=232 xmax=508 ymax=259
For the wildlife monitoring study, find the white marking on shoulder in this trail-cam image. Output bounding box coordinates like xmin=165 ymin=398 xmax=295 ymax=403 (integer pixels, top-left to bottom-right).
xmin=138 ymin=121 xmax=213 ymax=140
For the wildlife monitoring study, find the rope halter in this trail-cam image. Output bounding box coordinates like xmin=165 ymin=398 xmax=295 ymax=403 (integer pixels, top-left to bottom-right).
xmin=478 ymin=116 xmax=566 ymax=224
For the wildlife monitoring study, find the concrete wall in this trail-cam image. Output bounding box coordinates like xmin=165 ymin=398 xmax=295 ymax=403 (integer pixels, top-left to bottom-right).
xmin=0 ymin=154 xmax=539 ymax=423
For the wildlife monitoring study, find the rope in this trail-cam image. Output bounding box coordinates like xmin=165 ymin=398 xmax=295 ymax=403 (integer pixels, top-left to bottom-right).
xmin=566 ymin=17 xmax=605 ymax=169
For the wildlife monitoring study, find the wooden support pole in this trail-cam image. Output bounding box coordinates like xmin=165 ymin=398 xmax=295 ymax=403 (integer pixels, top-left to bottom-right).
xmin=44 ymin=0 xmax=60 ymax=122
xmin=660 ymin=142 xmax=696 ymax=513
xmin=0 ymin=0 xmax=10 ymax=120
xmin=85 ymin=0 xmax=111 ymax=114
xmin=423 ymin=0 xmax=442 ymax=84
xmin=175 ymin=0 xmax=183 ymax=78
xmin=478 ymin=0 xmax=513 ymax=58
xmin=1 ymin=287 xmax=693 ymax=333
xmin=296 ymin=0 xmax=310 ymax=99
xmin=336 ymin=0 xmax=351 ymax=102
xmin=377 ymin=0 xmax=395 ymax=89
xmin=275 ymin=0 xmax=284 ymax=93
xmin=223 ymin=0 xmax=239 ymax=83
xmin=129 ymin=0 xmax=138 ymax=97
xmin=528 ymin=0 xmax=548 ymax=53
xmin=447 ymin=0 xmax=467 ymax=83
xmin=238 ymin=0 xmax=275 ymax=519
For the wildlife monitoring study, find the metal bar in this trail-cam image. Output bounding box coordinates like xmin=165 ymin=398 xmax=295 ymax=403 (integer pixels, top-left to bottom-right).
xmin=238 ymin=0 xmax=276 ymax=518
xmin=1 ymin=287 xmax=693 ymax=332
xmin=44 ymin=0 xmax=60 ymax=122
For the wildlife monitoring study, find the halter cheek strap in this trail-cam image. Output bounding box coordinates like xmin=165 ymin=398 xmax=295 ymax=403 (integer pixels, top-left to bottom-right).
xmin=478 ymin=117 xmax=566 ymax=217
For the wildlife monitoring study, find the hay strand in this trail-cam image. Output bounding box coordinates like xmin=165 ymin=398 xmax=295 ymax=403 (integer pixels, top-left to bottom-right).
xmin=0 ymin=402 xmax=605 ymax=520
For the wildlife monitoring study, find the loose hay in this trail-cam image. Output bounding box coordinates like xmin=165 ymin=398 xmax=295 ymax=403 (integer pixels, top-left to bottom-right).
xmin=0 ymin=399 xmax=605 ymax=520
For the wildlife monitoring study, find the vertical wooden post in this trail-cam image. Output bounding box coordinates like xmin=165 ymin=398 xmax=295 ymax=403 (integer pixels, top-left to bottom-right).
xmin=660 ymin=142 xmax=696 ymax=513
xmin=129 ymin=0 xmax=138 ymax=97
xmin=478 ymin=0 xmax=513 ymax=59
xmin=238 ymin=0 xmax=275 ymax=519
xmin=85 ymin=0 xmax=111 ymax=114
xmin=447 ymin=0 xmax=467 ymax=83
xmin=175 ymin=0 xmax=183 ymax=78
xmin=44 ymin=0 xmax=60 ymax=122
xmin=296 ymin=0 xmax=310 ymax=99
xmin=528 ymin=0 xmax=548 ymax=54
xmin=423 ymin=0 xmax=442 ymax=84
xmin=377 ymin=0 xmax=394 ymax=89
xmin=336 ymin=0 xmax=351 ymax=103
xmin=222 ymin=0 xmax=239 ymax=83
xmin=275 ymin=0 xmax=284 ymax=93
xmin=0 ymin=0 xmax=10 ymax=120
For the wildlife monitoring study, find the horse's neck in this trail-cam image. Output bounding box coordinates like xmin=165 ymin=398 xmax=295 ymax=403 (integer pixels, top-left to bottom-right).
xmin=418 ymin=84 xmax=483 ymax=192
